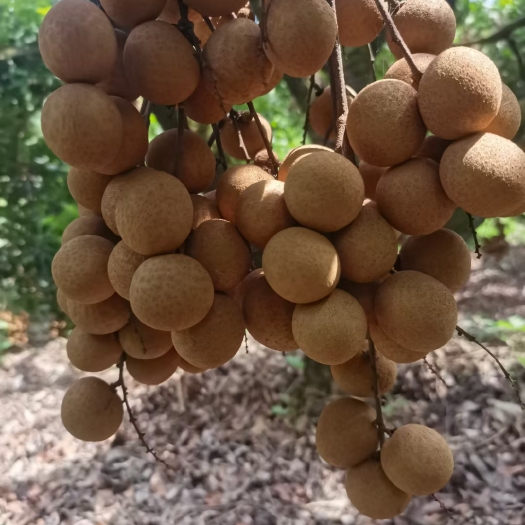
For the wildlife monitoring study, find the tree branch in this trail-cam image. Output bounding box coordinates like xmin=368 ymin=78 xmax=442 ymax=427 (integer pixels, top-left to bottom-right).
xmin=460 ymin=16 xmax=525 ymax=46
xmin=466 ymin=212 xmax=482 ymax=259
xmin=246 ymin=101 xmax=279 ymax=175
xmin=368 ymin=338 xmax=387 ymax=448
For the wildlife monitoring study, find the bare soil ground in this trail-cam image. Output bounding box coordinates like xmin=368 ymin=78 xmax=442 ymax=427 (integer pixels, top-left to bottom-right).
xmin=1 ymin=248 xmax=525 ymax=525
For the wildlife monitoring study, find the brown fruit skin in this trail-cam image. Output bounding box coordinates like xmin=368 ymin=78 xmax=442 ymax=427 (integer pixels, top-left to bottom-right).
xmin=124 ymin=21 xmax=200 ymax=105
xmin=158 ymin=1 xmax=201 ymax=24
xmin=171 ymin=293 xmax=245 ymax=369
xmin=67 ymin=328 xmax=122 ymax=373
xmin=127 ymin=348 xmax=181 ymax=385
xmin=107 ymin=241 xmax=147 ymax=300
xmin=236 ymin=180 xmax=296 ymax=249
xmin=119 ymin=318 xmax=172 ymax=360
xmin=67 ymin=169 xmax=114 ymax=215
xmin=346 ymin=80 xmax=426 ymax=167
xmin=331 ymin=349 xmax=397 ymax=398
xmin=308 ymin=87 xmax=353 ymax=140
xmin=338 ymin=280 xmax=378 ymax=325
xmin=336 ymin=0 xmax=382 ymax=47
xmin=264 ymin=0 xmax=337 ymax=78
xmin=414 ymin=135 xmax=452 ymax=163
xmin=186 ymin=0 xmax=247 ymax=16
xmin=39 ymin=0 xmax=117 ymax=84
xmin=332 ymin=202 xmax=398 ymax=283
xmin=229 ymin=268 xmax=265 ymax=307
xmin=381 ymin=424 xmax=454 ymax=496
xmin=185 ymin=219 xmax=252 ymax=291
xmin=262 ymin=227 xmax=341 ymax=304
xmin=52 ymin=235 xmax=115 ymax=305
xmin=358 ymin=162 xmax=386 ymax=201
xmin=399 ymin=229 xmax=471 ymax=292
xmin=57 ymin=289 xmax=70 ymax=315
xmin=185 ymin=77 xmax=232 ymax=125
xmin=375 ymin=271 xmax=458 ymax=352
xmin=216 ymin=165 xmax=274 ymax=224
xmin=418 ymin=47 xmax=502 ymax=140
xmin=61 ymin=217 xmax=117 ymax=246
xmin=100 ymin=0 xmax=167 ymax=29
xmin=483 ymin=84 xmax=522 ymax=140
xmin=369 ymin=322 xmax=426 ymax=364
xmin=259 ymin=66 xmax=283 ymax=96
xmin=384 ymin=53 xmax=436 ymax=90
xmin=179 ymin=357 xmax=206 ymax=374
xmin=97 ymin=30 xmax=140 ymax=102
xmin=292 ymin=290 xmax=367 ymax=365
xmin=220 ymin=112 xmax=273 ymax=160
xmin=316 ymin=397 xmax=378 ymax=469
xmin=130 ymin=254 xmax=214 ymax=332
xmin=243 ymin=276 xmax=298 ymax=352
xmin=284 ymin=151 xmax=364 ymax=233
xmin=68 ymin=294 xmax=131 ymax=335
xmin=387 ymin=0 xmax=456 ymax=58
xmin=345 ymin=460 xmax=411 ymax=520
xmin=440 ymin=133 xmax=525 ymax=218
xmin=41 ymin=84 xmax=123 ymax=171
xmin=78 ymin=204 xmax=99 ymax=218
xmin=190 ymin=195 xmax=222 ymax=230
xmin=278 ymin=145 xmax=333 ymax=183
xmin=61 ymin=377 xmax=123 ymax=442
xmin=146 ymin=129 xmax=215 ymax=193
xmin=115 ymin=169 xmax=193 ymax=256
xmin=203 ymin=18 xmax=273 ymax=105
xmin=376 ymin=158 xmax=456 ymax=236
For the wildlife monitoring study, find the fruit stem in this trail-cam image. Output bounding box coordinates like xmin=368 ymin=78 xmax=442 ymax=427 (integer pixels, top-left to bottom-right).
xmin=174 ymin=103 xmax=186 ymax=180
xmin=139 ymin=99 xmax=152 ymax=127
xmin=466 ymin=212 xmax=483 ymax=259
xmin=246 ymin=101 xmax=279 ymax=176
xmin=368 ymin=338 xmax=387 ymax=448
xmin=229 ymin=109 xmax=252 ymax=161
xmin=302 ymin=74 xmax=316 ymax=146
xmin=423 ymin=357 xmax=449 ymax=388
xmin=212 ymin=122 xmax=228 ymax=171
xmin=367 ymin=43 xmax=377 ymax=82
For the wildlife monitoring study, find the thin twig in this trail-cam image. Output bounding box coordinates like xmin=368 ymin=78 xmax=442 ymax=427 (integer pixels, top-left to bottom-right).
xmin=460 ymin=16 xmax=525 ymax=46
xmin=302 ymin=75 xmax=316 ymax=145
xmin=228 ymin=110 xmax=251 ymax=161
xmin=213 ymin=122 xmax=228 ymax=170
xmin=466 ymin=212 xmax=482 ymax=259
xmin=368 ymin=339 xmax=387 ymax=448
xmin=372 ymin=0 xmax=422 ymax=81
xmin=246 ymin=101 xmax=278 ymax=175
xmin=245 ymin=334 xmax=249 ymax=354
xmin=207 ymin=128 xmax=216 ymax=148
xmin=201 ymin=15 xmax=216 ymax=33
xmin=367 ymin=43 xmax=377 ymax=82
xmin=423 ymin=358 xmax=449 ymax=388
xmin=174 ymin=104 xmax=186 ymax=180
xmin=431 ymin=494 xmax=457 ymax=522
xmin=456 ymin=325 xmax=525 ymax=410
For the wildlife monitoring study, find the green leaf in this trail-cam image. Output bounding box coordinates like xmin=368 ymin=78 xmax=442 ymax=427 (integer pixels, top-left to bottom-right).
xmin=285 ymin=354 xmax=305 ymax=370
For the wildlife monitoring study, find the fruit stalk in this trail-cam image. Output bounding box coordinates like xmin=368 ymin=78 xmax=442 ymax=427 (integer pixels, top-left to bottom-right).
xmin=247 ymin=101 xmax=279 ymax=175
xmin=466 ymin=212 xmax=482 ymax=259
xmin=174 ymin=103 xmax=186 ymax=180
xmin=368 ymin=338 xmax=387 ymax=448
xmin=302 ymin=75 xmax=316 ymax=146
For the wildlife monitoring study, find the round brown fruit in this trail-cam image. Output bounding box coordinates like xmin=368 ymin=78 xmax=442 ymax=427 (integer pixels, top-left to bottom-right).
xmin=308 ymin=87 xmax=353 ymax=140
xmin=332 ymin=202 xmax=398 ymax=283
xmin=284 ymin=151 xmax=364 ymax=232
xmin=179 ymin=357 xmax=206 ymax=374
xmin=387 ymin=0 xmax=456 ymax=58
xmin=61 ymin=216 xmax=117 ymax=245
xmin=100 ymin=0 xmax=167 ymax=29
xmin=130 ymin=254 xmax=214 ymax=331
xmin=381 ymin=424 xmax=454 ymax=496
xmin=216 ymin=165 xmax=273 ymax=224
xmin=52 ymin=235 xmax=114 ymax=305
xmin=107 ymin=241 xmax=147 ymax=300
xmin=146 ymin=129 xmax=215 ymax=193
xmin=220 ymin=111 xmax=273 ymax=160
xmin=126 ymin=348 xmax=180 ymax=385
xmin=331 ymin=347 xmax=397 ymax=398
xmin=263 ymin=0 xmax=337 ymax=78
xmin=115 ymin=169 xmax=193 ymax=256
xmin=418 ymin=47 xmax=502 ymax=140
xmin=203 ymin=18 xmax=273 ymax=105
xmin=369 ymin=322 xmax=426 ymax=364
xmin=236 ymin=179 xmax=296 ymax=249
xmin=440 ymin=133 xmax=525 ymax=218
xmin=68 ymin=294 xmax=131 ymax=335
xmin=67 ymin=168 xmax=114 ymax=214
xmin=67 ymin=328 xmax=122 ymax=372
xmin=119 ymin=318 xmax=172 ymax=360
xmin=414 ymin=135 xmax=452 ymax=163
xmin=243 ymin=276 xmax=298 ymax=352
xmin=57 ymin=289 xmax=69 ymax=315
xmin=345 ymin=459 xmax=411 ymax=519
xmin=259 ymin=66 xmax=283 ymax=96
xmin=229 ymin=268 xmax=265 ymax=307
xmin=41 ymin=84 xmax=123 ymax=171
xmin=278 ymin=145 xmax=333 ymax=183
xmin=171 ymin=293 xmax=245 ymax=370
xmin=78 ymin=204 xmax=99 ymax=217
xmin=190 ymin=195 xmax=222 ymax=230
xmin=399 ymin=229 xmax=471 ymax=292
xmin=338 ymin=280 xmax=378 ymax=325
xmin=384 ymin=53 xmax=436 ymax=90
xmin=185 ymin=0 xmax=247 ymax=16
xmin=376 ymin=158 xmax=456 ymax=235
xmin=61 ymin=377 xmax=123 ymax=442
xmin=185 ymin=77 xmax=232 ymax=125
xmin=185 ymin=219 xmax=252 ymax=291
xmin=483 ymin=84 xmax=522 ymax=140
xmin=124 ymin=21 xmax=200 ymax=105
xmin=358 ymin=162 xmax=386 ymax=201
xmin=262 ymin=227 xmax=341 ymax=304
xmin=346 ymin=80 xmax=426 ymax=167
xmin=292 ymin=290 xmax=367 ymax=365
xmin=39 ymin=0 xmax=117 ymax=83
xmin=336 ymin=0 xmax=383 ymax=47
xmin=375 ymin=271 xmax=458 ymax=352
xmin=316 ymin=397 xmax=378 ymax=468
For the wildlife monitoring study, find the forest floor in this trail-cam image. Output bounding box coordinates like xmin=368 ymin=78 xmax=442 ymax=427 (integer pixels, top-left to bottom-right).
xmin=1 ymin=247 xmax=525 ymax=525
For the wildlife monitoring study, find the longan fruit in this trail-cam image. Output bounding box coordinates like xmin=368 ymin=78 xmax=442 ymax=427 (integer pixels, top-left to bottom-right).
xmin=338 ymin=280 xmax=378 ymax=325
xmin=381 ymin=424 xmax=454 ymax=496
xmin=185 ymin=0 xmax=247 ymax=17
xmin=67 ymin=168 xmax=114 ymax=215
xmin=61 ymin=377 xmax=123 ymax=442
xmin=39 ymin=0 xmax=117 ymax=83
xmin=78 ymin=204 xmax=99 ymax=218
xmin=308 ymin=87 xmax=353 ymax=140
xmin=190 ymin=195 xmax=222 ymax=230
xmin=375 ymin=271 xmax=458 ymax=352
xmin=119 ymin=317 xmax=172 ymax=360
xmin=384 ymin=53 xmax=436 ymax=90
xmin=229 ymin=268 xmax=265 ymax=307
xmin=262 ymin=227 xmax=341 ymax=304
xmin=126 ymin=348 xmax=180 ymax=385
xmin=316 ymin=397 xmax=378 ymax=469
xmin=52 ymin=235 xmax=115 ymax=305
xmin=414 ymin=135 xmax=452 ymax=163
xmin=61 ymin=216 xmax=117 ymax=245
xmin=100 ymin=0 xmax=167 ymax=29
xmin=483 ymin=84 xmax=522 ymax=140
xmin=67 ymin=328 xmax=122 ymax=372
xmin=369 ymin=322 xmax=427 ymax=364
xmin=130 ymin=254 xmax=214 ymax=332
xmin=259 ymin=66 xmax=283 ymax=96
xmin=358 ymin=162 xmax=386 ymax=201
xmin=107 ymin=241 xmax=147 ymax=300
xmin=336 ymin=0 xmax=383 ymax=47
xmin=278 ymin=144 xmax=333 ymax=183
xmin=179 ymin=357 xmax=206 ymax=374
xmin=185 ymin=77 xmax=232 ymax=125
xmin=57 ymin=288 xmax=70 ymax=316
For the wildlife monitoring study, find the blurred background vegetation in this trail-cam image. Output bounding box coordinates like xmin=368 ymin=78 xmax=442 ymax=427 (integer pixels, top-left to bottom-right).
xmin=0 ymin=0 xmax=524 ymax=334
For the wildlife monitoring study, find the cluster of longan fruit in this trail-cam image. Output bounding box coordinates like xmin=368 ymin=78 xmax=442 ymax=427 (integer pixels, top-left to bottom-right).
xmin=39 ymin=0 xmax=523 ymax=520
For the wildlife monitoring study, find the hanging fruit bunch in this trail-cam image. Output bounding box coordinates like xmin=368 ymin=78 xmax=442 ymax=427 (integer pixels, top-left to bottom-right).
xmin=39 ymin=0 xmax=524 ymax=520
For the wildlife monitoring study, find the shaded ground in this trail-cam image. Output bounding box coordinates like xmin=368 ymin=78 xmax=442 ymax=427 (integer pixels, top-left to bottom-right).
xmin=1 ymin=248 xmax=525 ymax=525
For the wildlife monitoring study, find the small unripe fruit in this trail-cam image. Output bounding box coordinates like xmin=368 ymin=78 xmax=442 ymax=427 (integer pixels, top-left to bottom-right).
xmin=119 ymin=318 xmax=172 ymax=360
xmin=384 ymin=53 xmax=436 ymax=90
xmin=126 ymin=348 xmax=180 ymax=385
xmin=108 ymin=241 xmax=147 ymax=300
xmin=336 ymin=0 xmax=383 ymax=47
xmin=61 ymin=217 xmax=117 ymax=245
xmin=67 ymin=328 xmax=122 ymax=372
